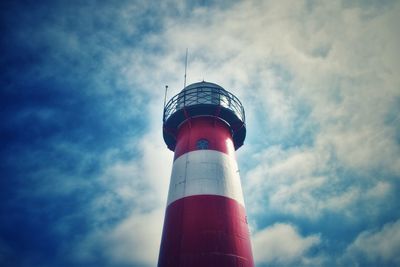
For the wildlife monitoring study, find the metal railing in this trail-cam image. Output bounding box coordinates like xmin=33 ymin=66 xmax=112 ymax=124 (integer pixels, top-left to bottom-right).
xmin=163 ymin=85 xmax=245 ymax=123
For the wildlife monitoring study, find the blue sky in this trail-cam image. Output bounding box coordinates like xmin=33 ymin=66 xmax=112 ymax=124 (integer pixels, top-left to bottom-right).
xmin=1 ymin=0 xmax=400 ymax=266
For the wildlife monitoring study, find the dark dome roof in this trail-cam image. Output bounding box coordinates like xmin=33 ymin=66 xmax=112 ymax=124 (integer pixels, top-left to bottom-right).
xmin=181 ymin=81 xmax=224 ymax=92
xmin=163 ymin=81 xmax=246 ymax=151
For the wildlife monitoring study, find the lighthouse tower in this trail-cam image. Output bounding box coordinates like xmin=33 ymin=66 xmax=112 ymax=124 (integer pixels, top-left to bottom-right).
xmin=158 ymin=81 xmax=254 ymax=267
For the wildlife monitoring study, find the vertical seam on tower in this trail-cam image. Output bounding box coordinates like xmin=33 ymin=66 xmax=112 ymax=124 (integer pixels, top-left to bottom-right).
xmin=179 ymin=119 xmax=190 ymax=264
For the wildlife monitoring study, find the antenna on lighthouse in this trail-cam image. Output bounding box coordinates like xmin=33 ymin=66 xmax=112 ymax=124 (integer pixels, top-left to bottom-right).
xmin=184 ymin=48 xmax=188 ymax=88
xmin=163 ymin=85 xmax=168 ymax=109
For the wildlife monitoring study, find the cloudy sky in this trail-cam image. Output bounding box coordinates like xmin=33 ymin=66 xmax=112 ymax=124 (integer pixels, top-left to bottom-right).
xmin=1 ymin=0 xmax=400 ymax=266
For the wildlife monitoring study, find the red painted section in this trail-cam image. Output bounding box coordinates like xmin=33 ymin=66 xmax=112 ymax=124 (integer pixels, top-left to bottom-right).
xmin=158 ymin=195 xmax=254 ymax=267
xmin=174 ymin=117 xmax=235 ymax=160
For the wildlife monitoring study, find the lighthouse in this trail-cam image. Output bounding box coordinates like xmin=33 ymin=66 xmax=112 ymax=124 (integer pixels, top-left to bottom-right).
xmin=158 ymin=81 xmax=254 ymax=267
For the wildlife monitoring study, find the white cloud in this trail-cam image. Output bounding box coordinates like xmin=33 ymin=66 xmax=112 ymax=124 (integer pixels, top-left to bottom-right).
xmin=68 ymin=145 xmax=170 ymax=266
xmin=75 ymin=90 xmax=175 ymax=264
xmin=366 ymin=181 xmax=391 ymax=199
xmin=141 ymin=2 xmax=400 ymax=264
xmin=64 ymin=0 xmax=400 ymax=264
xmin=135 ymin=0 xmax=400 ymax=180
xmin=244 ymin=143 xmax=395 ymax=221
xmin=252 ymin=223 xmax=320 ymax=265
xmin=115 ymin=0 xmax=400 ymax=174
xmin=104 ymin=208 xmax=164 ymax=266
xmin=343 ymin=219 xmax=400 ymax=265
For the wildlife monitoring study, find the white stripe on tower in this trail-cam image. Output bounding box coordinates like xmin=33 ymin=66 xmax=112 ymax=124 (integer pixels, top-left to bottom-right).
xmin=167 ymin=150 xmax=245 ymax=206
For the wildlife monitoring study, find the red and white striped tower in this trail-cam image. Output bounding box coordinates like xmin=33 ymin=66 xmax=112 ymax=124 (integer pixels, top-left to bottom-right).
xmin=159 ymin=81 xmax=254 ymax=267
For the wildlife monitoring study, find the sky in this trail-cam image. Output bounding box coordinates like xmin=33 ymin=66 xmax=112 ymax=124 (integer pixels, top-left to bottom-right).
xmin=1 ymin=0 xmax=400 ymax=266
